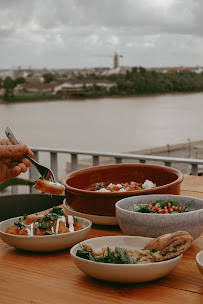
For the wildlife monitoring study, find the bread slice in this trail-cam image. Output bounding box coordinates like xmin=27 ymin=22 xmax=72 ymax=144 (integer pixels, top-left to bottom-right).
xmin=144 ymin=231 xmax=193 ymax=260
xmin=33 ymin=178 xmax=65 ymax=195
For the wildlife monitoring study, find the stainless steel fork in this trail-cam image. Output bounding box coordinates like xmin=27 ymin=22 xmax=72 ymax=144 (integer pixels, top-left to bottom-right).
xmin=5 ymin=127 xmax=56 ymax=182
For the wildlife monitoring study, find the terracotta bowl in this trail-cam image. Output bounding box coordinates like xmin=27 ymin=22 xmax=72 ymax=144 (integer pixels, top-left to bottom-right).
xmin=62 ymin=164 xmax=184 ymax=216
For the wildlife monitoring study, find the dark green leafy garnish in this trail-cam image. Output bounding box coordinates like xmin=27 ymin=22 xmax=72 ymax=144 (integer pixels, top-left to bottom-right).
xmin=76 ymin=247 xmax=138 ymax=264
xmin=14 ymin=206 xmax=68 ymax=235
xmin=50 ymin=206 xmax=67 ymax=217
xmin=133 ymin=204 xmax=155 ymax=213
xmin=14 ymin=217 xmax=28 ymax=229
xmin=34 ymin=206 xmax=67 ymax=231
xmin=45 ymin=230 xmax=56 ymax=235
xmin=182 ymin=202 xmax=192 ymax=212
xmin=35 ymin=221 xmax=54 ymax=230
xmin=73 ymin=216 xmax=78 ymax=223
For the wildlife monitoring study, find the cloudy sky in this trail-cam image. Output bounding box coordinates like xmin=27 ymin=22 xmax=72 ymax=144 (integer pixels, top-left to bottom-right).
xmin=0 ymin=0 xmax=203 ymax=69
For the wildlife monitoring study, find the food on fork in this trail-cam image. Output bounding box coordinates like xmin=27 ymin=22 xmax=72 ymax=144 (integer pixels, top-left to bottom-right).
xmin=76 ymin=231 xmax=193 ymax=264
xmin=5 ymin=207 xmax=83 ymax=236
xmin=33 ymin=178 xmax=65 ymax=195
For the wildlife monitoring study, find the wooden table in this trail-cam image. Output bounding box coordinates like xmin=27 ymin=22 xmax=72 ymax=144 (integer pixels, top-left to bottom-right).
xmin=0 ymin=175 xmax=202 ymax=304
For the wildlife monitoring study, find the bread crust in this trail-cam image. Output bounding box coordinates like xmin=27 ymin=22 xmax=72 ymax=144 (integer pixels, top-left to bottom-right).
xmin=144 ymin=231 xmax=193 ymax=260
xmin=34 ymin=179 xmax=65 ymax=195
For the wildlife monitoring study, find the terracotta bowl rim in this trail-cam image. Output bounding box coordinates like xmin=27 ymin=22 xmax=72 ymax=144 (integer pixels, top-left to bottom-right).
xmin=62 ymin=164 xmax=184 ymax=196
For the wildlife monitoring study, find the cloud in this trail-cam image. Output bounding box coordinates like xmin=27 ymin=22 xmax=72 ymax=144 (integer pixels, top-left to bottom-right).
xmin=0 ymin=0 xmax=203 ymax=68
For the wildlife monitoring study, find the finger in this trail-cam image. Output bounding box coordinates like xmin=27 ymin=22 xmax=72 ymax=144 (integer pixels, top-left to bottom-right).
xmin=0 ymin=144 xmax=27 ymax=158
xmin=18 ymin=141 xmax=34 ymax=158
xmin=0 ymin=140 xmax=34 ymax=158
xmin=26 ymin=147 xmax=34 ymax=158
xmin=18 ymin=163 xmax=28 ymax=173
xmin=7 ymin=166 xmax=21 ymax=179
xmin=17 ymin=143 xmax=34 ymax=158
xmin=21 ymin=157 xmax=31 ymax=167
xmin=0 ymin=139 xmax=12 ymax=146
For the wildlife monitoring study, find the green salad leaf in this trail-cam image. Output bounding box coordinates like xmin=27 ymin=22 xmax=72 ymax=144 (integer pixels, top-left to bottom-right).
xmin=76 ymin=247 xmax=138 ymax=264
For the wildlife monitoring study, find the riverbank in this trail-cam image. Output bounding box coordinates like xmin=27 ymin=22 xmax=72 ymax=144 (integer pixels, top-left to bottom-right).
xmin=1 ymin=91 xmax=203 ymax=104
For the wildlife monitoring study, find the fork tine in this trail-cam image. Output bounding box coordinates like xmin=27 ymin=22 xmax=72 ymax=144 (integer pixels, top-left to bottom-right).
xmin=46 ymin=170 xmax=56 ymax=183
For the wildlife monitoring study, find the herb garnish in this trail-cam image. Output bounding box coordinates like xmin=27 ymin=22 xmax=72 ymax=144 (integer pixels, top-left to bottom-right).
xmin=14 ymin=217 xmax=28 ymax=229
xmin=35 ymin=206 xmax=67 ymax=234
xmin=50 ymin=206 xmax=67 ymax=217
xmin=14 ymin=206 xmax=67 ymax=235
xmin=76 ymin=247 xmax=138 ymax=264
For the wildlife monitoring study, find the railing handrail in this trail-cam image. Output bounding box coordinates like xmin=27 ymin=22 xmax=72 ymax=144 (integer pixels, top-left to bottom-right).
xmin=30 ymin=146 xmax=203 ymax=165
xmin=7 ymin=146 xmax=203 ymax=195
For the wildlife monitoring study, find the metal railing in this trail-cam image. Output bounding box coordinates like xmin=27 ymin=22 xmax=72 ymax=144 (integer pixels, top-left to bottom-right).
xmin=10 ymin=146 xmax=203 ymax=195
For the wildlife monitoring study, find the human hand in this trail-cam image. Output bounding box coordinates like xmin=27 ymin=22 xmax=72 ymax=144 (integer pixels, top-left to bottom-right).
xmin=0 ymin=139 xmax=34 ymax=183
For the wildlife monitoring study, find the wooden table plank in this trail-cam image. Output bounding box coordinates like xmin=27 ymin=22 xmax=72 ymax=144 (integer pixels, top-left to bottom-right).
xmin=181 ymin=175 xmax=203 ymax=192
xmin=0 ymin=175 xmax=203 ymax=304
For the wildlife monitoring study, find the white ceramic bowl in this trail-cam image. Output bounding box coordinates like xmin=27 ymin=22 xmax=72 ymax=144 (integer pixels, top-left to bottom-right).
xmin=116 ymin=194 xmax=203 ymax=240
xmin=196 ymin=250 xmax=203 ymax=276
xmin=0 ymin=216 xmax=92 ymax=252
xmin=70 ymin=235 xmax=182 ymax=283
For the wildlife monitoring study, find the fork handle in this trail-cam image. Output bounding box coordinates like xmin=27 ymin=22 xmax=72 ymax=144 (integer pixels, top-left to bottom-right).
xmin=5 ymin=126 xmax=35 ymax=165
xmin=5 ymin=127 xmax=19 ymax=145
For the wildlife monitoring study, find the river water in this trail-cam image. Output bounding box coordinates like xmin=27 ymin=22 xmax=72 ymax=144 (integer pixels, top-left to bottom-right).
xmin=0 ymin=92 xmax=203 ymax=179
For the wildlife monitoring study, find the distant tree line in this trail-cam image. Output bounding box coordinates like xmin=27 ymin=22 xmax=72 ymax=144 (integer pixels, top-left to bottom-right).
xmin=77 ymin=67 xmax=203 ymax=96
xmin=2 ymin=67 xmax=203 ymax=100
xmin=0 ymin=73 xmax=54 ymax=99
xmin=0 ymin=76 xmax=25 ymax=98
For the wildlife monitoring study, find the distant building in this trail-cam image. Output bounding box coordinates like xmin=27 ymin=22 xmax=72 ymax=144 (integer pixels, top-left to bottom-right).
xmin=53 ymin=79 xmax=116 ymax=94
xmin=147 ymin=66 xmax=203 ymax=74
xmin=14 ymin=82 xmax=58 ymax=94
xmin=26 ymin=75 xmax=43 ymax=83
xmin=113 ymin=53 xmax=123 ymax=69
xmin=103 ymin=66 xmax=131 ymax=76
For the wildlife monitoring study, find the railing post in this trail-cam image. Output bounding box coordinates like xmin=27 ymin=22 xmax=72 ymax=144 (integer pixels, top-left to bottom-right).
xmin=191 ymin=164 xmax=198 ymax=176
xmin=115 ymin=157 xmax=122 ymax=164
xmin=11 ymin=185 xmax=18 ymax=195
xmin=71 ymin=154 xmax=78 ymax=171
xmin=92 ymin=156 xmax=99 ymax=166
xmin=51 ymin=152 xmax=58 ymax=181
xmin=29 ymin=151 xmax=40 ymax=194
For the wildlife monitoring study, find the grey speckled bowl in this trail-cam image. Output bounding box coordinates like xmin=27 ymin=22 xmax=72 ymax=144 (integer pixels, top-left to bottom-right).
xmin=115 ymin=194 xmax=203 ymax=240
